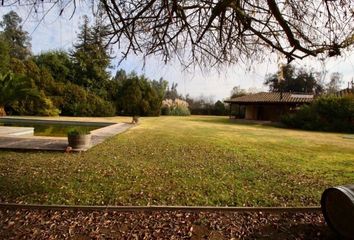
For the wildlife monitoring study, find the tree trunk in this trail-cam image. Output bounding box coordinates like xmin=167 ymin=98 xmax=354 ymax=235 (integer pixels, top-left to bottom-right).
xmin=0 ymin=106 xmax=6 ymax=116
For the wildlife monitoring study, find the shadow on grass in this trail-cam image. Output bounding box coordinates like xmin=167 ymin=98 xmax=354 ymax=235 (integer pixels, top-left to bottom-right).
xmin=245 ymin=224 xmax=336 ymax=240
xmin=187 ymin=116 xmax=282 ymax=128
xmin=188 ymin=116 xmax=354 ymax=136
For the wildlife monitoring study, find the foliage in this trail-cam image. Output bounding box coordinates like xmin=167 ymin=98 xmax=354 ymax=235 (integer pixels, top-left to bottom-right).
xmin=0 ymin=116 xmax=353 ymax=206
xmin=186 ymin=96 xmax=228 ymax=115
xmin=71 ymin=15 xmax=111 ymax=94
xmin=214 ymin=100 xmax=227 ymax=115
xmin=165 ymin=82 xmax=182 ymax=100
xmin=10 ymin=90 xmax=60 ymax=116
xmin=0 ymin=11 xmax=31 ymax=59
xmin=58 ymin=82 xmax=115 ymax=117
xmin=67 ymin=128 xmax=91 ymax=136
xmin=0 ymin=12 xmax=61 ymax=116
xmin=264 ymin=64 xmax=323 ymax=94
xmin=0 ymin=35 xmax=10 ymax=74
xmin=282 ymin=95 xmax=354 ymax=133
xmin=152 ymin=78 xmax=169 ymax=100
xmin=115 ymin=74 xmax=166 ymax=116
xmin=85 ymin=92 xmax=116 ymax=117
xmin=0 ymin=73 xmax=40 ymax=115
xmin=34 ymin=51 xmax=74 ymax=83
xmin=0 ymin=11 xmax=169 ymax=118
xmin=161 ymin=98 xmax=191 ymax=116
xmin=230 ymin=86 xmax=247 ymax=99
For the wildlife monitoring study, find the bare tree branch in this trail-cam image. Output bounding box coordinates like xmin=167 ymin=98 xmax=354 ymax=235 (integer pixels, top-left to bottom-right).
xmin=2 ymin=0 xmax=354 ymax=67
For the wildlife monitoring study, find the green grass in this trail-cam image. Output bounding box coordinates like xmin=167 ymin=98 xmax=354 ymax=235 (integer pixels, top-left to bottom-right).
xmin=0 ymin=116 xmax=353 ymax=207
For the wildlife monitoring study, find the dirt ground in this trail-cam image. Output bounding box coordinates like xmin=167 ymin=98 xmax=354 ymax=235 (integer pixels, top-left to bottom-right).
xmin=0 ymin=209 xmax=337 ymax=239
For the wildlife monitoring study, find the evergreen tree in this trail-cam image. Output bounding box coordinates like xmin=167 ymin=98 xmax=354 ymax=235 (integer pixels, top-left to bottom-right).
xmin=214 ymin=100 xmax=227 ymax=115
xmin=71 ymin=14 xmax=111 ymax=94
xmin=115 ymin=74 xmax=166 ymax=116
xmin=165 ymin=82 xmax=181 ymax=100
xmin=34 ymin=51 xmax=74 ymax=83
xmin=152 ymin=78 xmax=169 ymax=99
xmin=113 ymin=69 xmax=127 ymax=82
xmin=0 ymin=11 xmax=31 ymax=59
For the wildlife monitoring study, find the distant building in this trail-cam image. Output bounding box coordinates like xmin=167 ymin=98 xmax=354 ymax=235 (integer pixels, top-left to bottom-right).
xmin=224 ymin=92 xmax=313 ymax=121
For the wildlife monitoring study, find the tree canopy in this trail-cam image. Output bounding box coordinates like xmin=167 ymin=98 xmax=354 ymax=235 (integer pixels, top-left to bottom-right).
xmin=264 ymin=64 xmax=323 ymax=94
xmin=3 ymin=0 xmax=354 ymax=66
xmin=0 ymin=10 xmax=174 ymax=117
xmin=71 ymin=15 xmax=111 ymax=93
xmin=0 ymin=11 xmax=31 ymax=59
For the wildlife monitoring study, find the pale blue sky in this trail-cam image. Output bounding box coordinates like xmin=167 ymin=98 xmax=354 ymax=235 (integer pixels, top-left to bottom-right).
xmin=1 ymin=3 xmax=353 ymax=100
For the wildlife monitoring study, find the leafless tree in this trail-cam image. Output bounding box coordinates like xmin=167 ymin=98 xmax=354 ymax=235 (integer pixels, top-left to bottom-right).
xmin=2 ymin=0 xmax=354 ymax=67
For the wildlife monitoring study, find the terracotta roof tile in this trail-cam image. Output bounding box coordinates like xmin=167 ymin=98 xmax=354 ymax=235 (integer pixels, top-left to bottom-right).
xmin=225 ymin=92 xmax=314 ymax=103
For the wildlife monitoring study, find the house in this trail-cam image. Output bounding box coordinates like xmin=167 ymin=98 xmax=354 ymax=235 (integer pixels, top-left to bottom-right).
xmin=224 ymin=92 xmax=313 ymax=121
xmin=335 ymin=87 xmax=353 ymax=97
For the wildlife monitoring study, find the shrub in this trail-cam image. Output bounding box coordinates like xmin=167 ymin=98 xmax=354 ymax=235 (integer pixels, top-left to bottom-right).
xmin=161 ymin=98 xmax=191 ymax=116
xmin=59 ymin=83 xmax=115 ymax=117
xmin=67 ymin=128 xmax=90 ymax=136
xmin=8 ymin=81 xmax=60 ymax=117
xmin=85 ymin=93 xmax=116 ymax=117
xmin=115 ymin=76 xmax=164 ymax=116
xmin=282 ymin=95 xmax=354 ymax=133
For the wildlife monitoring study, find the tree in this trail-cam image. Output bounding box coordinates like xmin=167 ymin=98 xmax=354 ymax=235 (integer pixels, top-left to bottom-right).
xmin=282 ymin=95 xmax=354 ymax=133
xmin=0 ymin=35 xmax=11 ymax=74
xmin=0 ymin=11 xmax=31 ymax=59
xmin=8 ymin=1 xmax=353 ymax=66
xmin=186 ymin=95 xmax=215 ymax=115
xmin=165 ymin=82 xmax=181 ymax=100
xmin=71 ymin=15 xmax=111 ymax=93
xmin=0 ymin=73 xmax=37 ymax=116
xmin=214 ymin=100 xmax=227 ymax=115
xmin=113 ymin=69 xmax=127 ymax=82
xmin=326 ymin=72 xmax=343 ymax=94
xmin=152 ymin=78 xmax=169 ymax=100
xmin=115 ymin=74 xmax=165 ymax=116
xmin=264 ymin=64 xmax=323 ymax=94
xmin=34 ymin=51 xmax=74 ymax=83
xmin=230 ymin=86 xmax=247 ymax=99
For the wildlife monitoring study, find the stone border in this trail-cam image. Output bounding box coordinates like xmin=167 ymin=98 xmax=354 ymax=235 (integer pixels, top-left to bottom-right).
xmin=0 ymin=118 xmax=133 ymax=152
xmin=0 ymin=117 xmax=113 ymax=126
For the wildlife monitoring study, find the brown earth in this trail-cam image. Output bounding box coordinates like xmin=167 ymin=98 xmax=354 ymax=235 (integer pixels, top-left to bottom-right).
xmin=0 ymin=209 xmax=337 ymax=239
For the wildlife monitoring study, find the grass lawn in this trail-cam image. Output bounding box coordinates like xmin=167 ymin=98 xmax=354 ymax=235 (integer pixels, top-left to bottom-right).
xmin=0 ymin=116 xmax=353 ymax=207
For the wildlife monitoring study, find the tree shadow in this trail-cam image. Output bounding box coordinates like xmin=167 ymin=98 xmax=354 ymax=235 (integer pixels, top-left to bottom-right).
xmin=244 ymin=223 xmax=337 ymax=240
xmin=188 ymin=116 xmax=280 ymax=128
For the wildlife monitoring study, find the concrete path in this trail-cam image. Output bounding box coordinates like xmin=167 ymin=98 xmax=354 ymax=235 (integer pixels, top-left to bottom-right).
xmin=0 ymin=123 xmax=133 ymax=152
xmin=0 ymin=126 xmax=34 ymax=137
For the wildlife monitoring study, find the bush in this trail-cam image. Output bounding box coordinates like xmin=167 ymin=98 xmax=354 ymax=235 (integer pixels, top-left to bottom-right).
xmin=282 ymin=95 xmax=354 ymax=133
xmin=67 ymin=128 xmax=90 ymax=136
xmin=56 ymin=83 xmax=115 ymax=117
xmin=85 ymin=93 xmax=116 ymax=117
xmin=115 ymin=76 xmax=165 ymax=116
xmin=9 ymin=89 xmax=60 ymax=116
xmin=161 ymin=99 xmax=191 ymax=116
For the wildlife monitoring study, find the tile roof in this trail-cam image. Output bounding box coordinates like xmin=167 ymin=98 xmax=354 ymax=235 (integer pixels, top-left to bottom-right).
xmin=225 ymin=92 xmax=314 ymax=104
xmin=335 ymin=88 xmax=353 ymax=97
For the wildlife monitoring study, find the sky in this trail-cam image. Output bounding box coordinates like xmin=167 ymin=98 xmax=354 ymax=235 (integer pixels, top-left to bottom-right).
xmin=1 ymin=3 xmax=353 ymax=101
